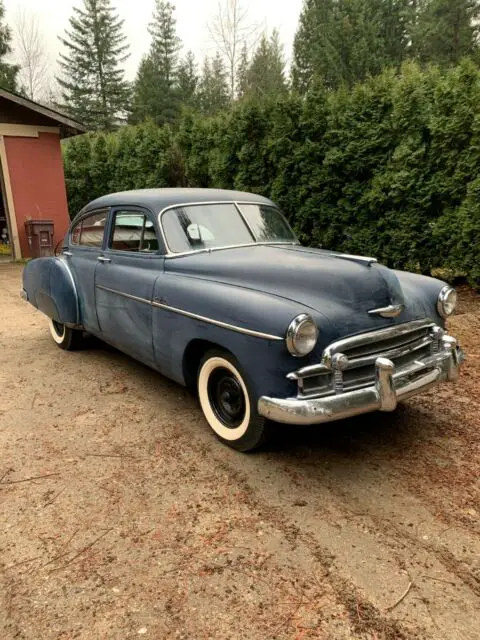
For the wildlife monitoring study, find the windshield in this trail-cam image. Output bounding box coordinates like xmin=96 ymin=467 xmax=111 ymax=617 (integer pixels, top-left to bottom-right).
xmin=161 ymin=202 xmax=297 ymax=254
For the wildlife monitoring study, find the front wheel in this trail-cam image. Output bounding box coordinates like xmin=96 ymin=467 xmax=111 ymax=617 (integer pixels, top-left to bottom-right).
xmin=197 ymin=350 xmax=270 ymax=452
xmin=48 ymin=318 xmax=83 ymax=351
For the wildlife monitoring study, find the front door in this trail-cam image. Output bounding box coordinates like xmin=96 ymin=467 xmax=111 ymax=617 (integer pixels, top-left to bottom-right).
xmin=66 ymin=208 xmax=109 ymax=333
xmin=94 ymin=207 xmax=164 ymax=368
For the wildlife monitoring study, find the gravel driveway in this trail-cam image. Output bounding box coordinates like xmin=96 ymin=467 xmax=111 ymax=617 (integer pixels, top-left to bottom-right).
xmin=0 ymin=263 xmax=479 ymax=639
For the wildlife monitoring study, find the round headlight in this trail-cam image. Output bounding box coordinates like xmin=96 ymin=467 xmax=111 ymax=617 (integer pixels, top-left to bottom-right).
xmin=286 ymin=314 xmax=318 ymax=357
xmin=437 ymin=286 xmax=457 ymax=318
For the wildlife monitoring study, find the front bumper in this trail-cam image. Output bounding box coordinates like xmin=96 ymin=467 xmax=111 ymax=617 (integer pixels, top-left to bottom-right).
xmin=258 ymin=336 xmax=464 ymax=426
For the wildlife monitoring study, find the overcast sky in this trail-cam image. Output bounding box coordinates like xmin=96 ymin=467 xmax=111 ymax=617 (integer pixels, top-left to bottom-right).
xmin=5 ymin=0 xmax=303 ymax=81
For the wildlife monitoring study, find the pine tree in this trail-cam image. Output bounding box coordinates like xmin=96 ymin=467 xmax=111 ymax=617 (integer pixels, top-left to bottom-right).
xmin=236 ymin=42 xmax=249 ymax=99
xmin=242 ymin=30 xmax=288 ymax=98
xmin=177 ymin=50 xmax=198 ymax=109
xmin=198 ymin=53 xmax=230 ymax=115
xmin=0 ymin=1 xmax=20 ymax=91
xmin=57 ymin=0 xmax=130 ymax=130
xmin=130 ymin=0 xmax=181 ymax=125
xmin=292 ymin=0 xmax=411 ymax=92
xmin=413 ymin=0 xmax=480 ymax=65
xmin=292 ymin=0 xmax=334 ymax=93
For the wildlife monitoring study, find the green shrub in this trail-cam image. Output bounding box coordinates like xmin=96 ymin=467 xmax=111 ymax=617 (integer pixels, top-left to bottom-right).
xmin=63 ymin=60 xmax=480 ymax=286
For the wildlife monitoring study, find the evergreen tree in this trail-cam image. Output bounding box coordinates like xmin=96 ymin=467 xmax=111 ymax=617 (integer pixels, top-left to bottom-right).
xmin=57 ymin=0 xmax=130 ymax=130
xmin=198 ymin=53 xmax=230 ymax=115
xmin=177 ymin=50 xmax=198 ymax=109
xmin=292 ymin=0 xmax=334 ymax=92
xmin=242 ymin=30 xmax=288 ymax=98
xmin=130 ymin=55 xmax=158 ymax=123
xmin=0 ymin=1 xmax=20 ymax=91
xmin=236 ymin=42 xmax=249 ymax=99
xmin=413 ymin=0 xmax=480 ymax=65
xmin=292 ymin=0 xmax=411 ymax=92
xmin=130 ymin=0 xmax=181 ymax=125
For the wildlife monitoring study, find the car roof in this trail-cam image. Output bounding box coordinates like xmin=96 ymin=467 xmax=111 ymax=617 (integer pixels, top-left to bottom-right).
xmin=81 ymin=188 xmax=274 ymax=215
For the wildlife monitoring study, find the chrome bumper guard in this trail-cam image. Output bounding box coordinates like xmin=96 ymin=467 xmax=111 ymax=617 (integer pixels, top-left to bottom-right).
xmin=258 ymin=334 xmax=464 ymax=426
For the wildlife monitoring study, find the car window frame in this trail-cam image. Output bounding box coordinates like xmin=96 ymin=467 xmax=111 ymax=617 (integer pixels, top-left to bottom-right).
xmin=69 ymin=207 xmax=110 ymax=251
xmin=104 ymin=205 xmax=163 ymax=257
xmin=158 ymin=200 xmax=299 ymax=258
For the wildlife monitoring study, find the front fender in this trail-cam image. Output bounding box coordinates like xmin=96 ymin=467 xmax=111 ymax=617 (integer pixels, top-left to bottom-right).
xmin=394 ymin=270 xmax=447 ymax=327
xmin=22 ymin=257 xmax=80 ymax=327
xmin=152 ymin=274 xmax=309 ymax=396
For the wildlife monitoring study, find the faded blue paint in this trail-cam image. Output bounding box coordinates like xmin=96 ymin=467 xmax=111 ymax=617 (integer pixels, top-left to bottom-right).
xmin=22 ymin=189 xmax=449 ymax=404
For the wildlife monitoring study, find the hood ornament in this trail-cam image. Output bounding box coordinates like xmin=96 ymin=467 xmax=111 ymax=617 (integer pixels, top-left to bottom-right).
xmin=369 ymin=304 xmax=405 ymax=318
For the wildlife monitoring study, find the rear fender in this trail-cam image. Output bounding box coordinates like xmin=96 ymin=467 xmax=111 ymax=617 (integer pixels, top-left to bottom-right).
xmin=22 ymin=257 xmax=80 ymax=327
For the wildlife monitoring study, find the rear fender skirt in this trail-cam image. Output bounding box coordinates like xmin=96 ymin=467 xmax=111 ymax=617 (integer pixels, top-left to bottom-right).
xmin=22 ymin=257 xmax=81 ymax=327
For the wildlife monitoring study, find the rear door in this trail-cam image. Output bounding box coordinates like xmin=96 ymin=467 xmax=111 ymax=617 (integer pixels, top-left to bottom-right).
xmin=94 ymin=206 xmax=164 ymax=367
xmin=66 ymin=209 xmax=109 ymax=333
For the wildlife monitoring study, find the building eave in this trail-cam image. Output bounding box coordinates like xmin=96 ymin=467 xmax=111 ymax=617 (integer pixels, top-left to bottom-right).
xmin=0 ymin=88 xmax=87 ymax=138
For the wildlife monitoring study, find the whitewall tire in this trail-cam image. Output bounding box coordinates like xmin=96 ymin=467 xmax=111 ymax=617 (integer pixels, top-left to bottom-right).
xmin=48 ymin=318 xmax=83 ymax=351
xmin=197 ymin=350 xmax=269 ymax=452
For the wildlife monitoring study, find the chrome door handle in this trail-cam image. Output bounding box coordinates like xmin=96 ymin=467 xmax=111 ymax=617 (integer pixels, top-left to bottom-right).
xmin=97 ymin=256 xmax=111 ymax=263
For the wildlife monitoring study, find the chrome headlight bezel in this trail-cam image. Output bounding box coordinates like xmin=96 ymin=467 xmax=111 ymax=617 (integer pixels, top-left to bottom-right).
xmin=437 ymin=286 xmax=457 ymax=318
xmin=286 ymin=314 xmax=319 ymax=357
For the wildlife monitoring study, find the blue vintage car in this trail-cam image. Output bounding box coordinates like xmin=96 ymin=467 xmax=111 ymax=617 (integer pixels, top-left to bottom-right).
xmin=22 ymin=188 xmax=463 ymax=451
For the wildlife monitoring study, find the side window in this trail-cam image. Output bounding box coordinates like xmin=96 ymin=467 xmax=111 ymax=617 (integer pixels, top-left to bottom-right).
xmin=71 ymin=211 xmax=108 ymax=248
xmin=71 ymin=221 xmax=81 ymax=245
xmin=109 ymin=211 xmax=159 ymax=253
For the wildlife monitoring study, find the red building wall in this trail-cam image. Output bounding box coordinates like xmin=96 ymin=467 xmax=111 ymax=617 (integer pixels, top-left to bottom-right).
xmin=4 ymin=132 xmax=71 ymax=258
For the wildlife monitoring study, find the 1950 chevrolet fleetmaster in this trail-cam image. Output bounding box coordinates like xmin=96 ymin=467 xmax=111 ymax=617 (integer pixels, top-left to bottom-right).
xmin=22 ymin=189 xmax=464 ymax=451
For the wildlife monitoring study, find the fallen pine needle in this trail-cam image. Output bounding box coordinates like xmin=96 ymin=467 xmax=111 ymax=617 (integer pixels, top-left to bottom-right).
xmin=0 ymin=468 xmax=13 ymax=483
xmin=43 ymin=486 xmax=66 ymax=508
xmin=86 ymin=453 xmax=135 ymax=458
xmin=0 ymin=473 xmax=59 ymax=486
xmin=6 ymin=554 xmax=44 ymax=570
xmin=48 ymin=528 xmax=113 ymax=573
xmin=386 ymin=581 xmax=413 ymax=611
xmin=420 ymin=575 xmax=456 ymax=586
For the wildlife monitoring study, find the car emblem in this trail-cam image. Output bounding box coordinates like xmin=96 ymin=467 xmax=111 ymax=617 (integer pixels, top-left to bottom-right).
xmin=368 ymin=304 xmax=405 ymax=318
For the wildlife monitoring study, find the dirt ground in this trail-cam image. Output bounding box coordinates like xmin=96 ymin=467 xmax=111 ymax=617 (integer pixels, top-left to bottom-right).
xmin=0 ymin=263 xmax=479 ymax=640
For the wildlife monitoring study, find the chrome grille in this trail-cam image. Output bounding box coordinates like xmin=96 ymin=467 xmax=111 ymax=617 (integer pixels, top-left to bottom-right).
xmin=291 ymin=320 xmax=441 ymax=399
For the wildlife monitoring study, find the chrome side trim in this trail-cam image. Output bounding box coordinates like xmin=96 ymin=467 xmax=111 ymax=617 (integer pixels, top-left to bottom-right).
xmin=151 ymin=300 xmax=284 ymax=341
xmin=95 ymin=284 xmax=283 ymax=341
xmin=96 ymin=284 xmax=153 ymax=305
xmin=368 ymin=304 xmax=405 ymax=318
xmin=57 ymin=256 xmax=80 ymax=324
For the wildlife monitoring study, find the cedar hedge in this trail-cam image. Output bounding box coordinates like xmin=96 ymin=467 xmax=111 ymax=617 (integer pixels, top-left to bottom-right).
xmin=63 ymin=60 xmax=480 ymax=286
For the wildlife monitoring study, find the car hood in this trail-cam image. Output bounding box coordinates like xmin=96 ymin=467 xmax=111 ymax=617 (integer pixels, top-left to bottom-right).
xmin=165 ymin=245 xmax=440 ymax=343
